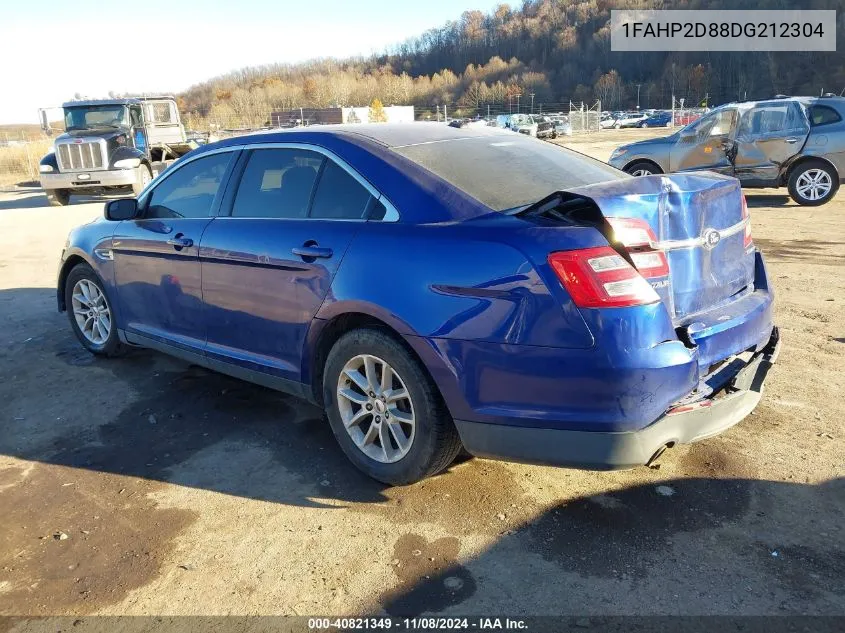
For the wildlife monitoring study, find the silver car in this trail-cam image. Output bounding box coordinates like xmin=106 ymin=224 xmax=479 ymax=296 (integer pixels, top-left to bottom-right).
xmin=608 ymin=96 xmax=845 ymax=206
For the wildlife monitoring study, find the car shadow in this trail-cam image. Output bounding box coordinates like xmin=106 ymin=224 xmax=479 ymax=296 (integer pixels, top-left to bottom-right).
xmin=373 ymin=475 xmax=845 ymax=618
xmin=0 ymin=187 xmax=127 ymax=211
xmin=0 ymin=287 xmax=401 ymax=510
xmin=753 ymin=238 xmax=844 ymax=266
xmin=744 ymin=193 xmax=793 ymax=208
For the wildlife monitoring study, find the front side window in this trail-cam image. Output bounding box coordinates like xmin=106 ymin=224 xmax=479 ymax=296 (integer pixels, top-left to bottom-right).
xmin=232 ymin=149 xmax=323 ymax=219
xmin=691 ymin=108 xmax=736 ymax=138
xmin=145 ymin=152 xmax=232 ymax=219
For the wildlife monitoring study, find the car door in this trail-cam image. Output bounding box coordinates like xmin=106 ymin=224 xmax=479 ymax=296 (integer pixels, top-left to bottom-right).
xmin=731 ymin=100 xmax=810 ymax=186
xmin=669 ymin=107 xmax=737 ymax=175
xmin=111 ymin=149 xmax=236 ymax=357
xmin=199 ymin=145 xmax=385 ymax=385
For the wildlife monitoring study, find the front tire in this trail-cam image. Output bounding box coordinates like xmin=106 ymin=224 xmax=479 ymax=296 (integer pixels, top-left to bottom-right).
xmin=788 ymin=161 xmax=838 ymax=206
xmin=46 ymin=189 xmax=70 ymax=206
xmin=64 ymin=263 xmax=124 ymax=357
xmin=624 ymin=161 xmax=663 ymax=177
xmin=323 ymin=328 xmax=462 ymax=485
xmin=132 ymin=164 xmax=152 ymax=197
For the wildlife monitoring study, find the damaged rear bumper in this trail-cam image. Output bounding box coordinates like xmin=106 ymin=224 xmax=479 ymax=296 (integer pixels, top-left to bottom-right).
xmin=455 ymin=326 xmax=781 ymax=470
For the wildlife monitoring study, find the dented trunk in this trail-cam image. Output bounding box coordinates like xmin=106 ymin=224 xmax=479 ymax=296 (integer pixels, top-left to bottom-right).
xmin=567 ymin=172 xmax=754 ymax=323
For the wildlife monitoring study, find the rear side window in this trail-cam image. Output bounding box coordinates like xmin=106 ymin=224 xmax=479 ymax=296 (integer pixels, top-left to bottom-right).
xmin=310 ymin=160 xmax=373 ymax=220
xmin=145 ymin=152 xmax=232 ymax=219
xmin=808 ymin=105 xmax=842 ymax=127
xmin=738 ymin=102 xmax=808 ymax=138
xmin=232 ymin=148 xmax=323 ymax=218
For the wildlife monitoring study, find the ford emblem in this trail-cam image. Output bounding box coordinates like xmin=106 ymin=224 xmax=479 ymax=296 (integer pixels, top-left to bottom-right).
xmin=703 ymin=228 xmax=721 ymax=249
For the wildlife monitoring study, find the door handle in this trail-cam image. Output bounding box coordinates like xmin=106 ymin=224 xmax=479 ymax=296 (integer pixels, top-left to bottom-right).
xmin=785 ymin=137 xmax=799 ymax=144
xmin=166 ymin=234 xmax=193 ymax=249
xmin=292 ymin=245 xmax=333 ymax=259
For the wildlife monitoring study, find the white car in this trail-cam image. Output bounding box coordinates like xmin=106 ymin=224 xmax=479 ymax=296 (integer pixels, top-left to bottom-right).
xmin=551 ymin=116 xmax=573 ymax=136
xmin=614 ymin=113 xmax=648 ymax=129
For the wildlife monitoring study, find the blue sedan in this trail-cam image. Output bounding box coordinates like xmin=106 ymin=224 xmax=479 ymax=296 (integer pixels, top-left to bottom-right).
xmin=58 ymin=124 xmax=780 ymax=484
xmin=639 ymin=111 xmax=673 ymax=127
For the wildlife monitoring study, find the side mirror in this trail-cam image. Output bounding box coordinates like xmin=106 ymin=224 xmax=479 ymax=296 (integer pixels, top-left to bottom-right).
xmin=105 ymin=198 xmax=138 ymax=221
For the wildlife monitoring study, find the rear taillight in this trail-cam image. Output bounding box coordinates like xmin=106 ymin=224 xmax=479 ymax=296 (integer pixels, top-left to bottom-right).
xmin=742 ymin=195 xmax=752 ymax=248
xmin=549 ymin=246 xmax=660 ymax=308
xmin=606 ymin=217 xmax=670 ymax=278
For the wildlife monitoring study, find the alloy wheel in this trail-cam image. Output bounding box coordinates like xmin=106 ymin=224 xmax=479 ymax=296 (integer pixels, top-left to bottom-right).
xmin=336 ymin=354 xmax=415 ymax=463
xmin=630 ymin=169 xmax=652 ymax=177
xmin=71 ymin=279 xmax=112 ymax=345
xmin=795 ymin=169 xmax=832 ymax=202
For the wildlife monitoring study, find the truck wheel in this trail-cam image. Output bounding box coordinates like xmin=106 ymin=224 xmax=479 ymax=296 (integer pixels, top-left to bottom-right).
xmin=46 ymin=189 xmax=70 ymax=206
xmin=625 ymin=161 xmax=663 ymax=177
xmin=132 ymin=165 xmax=152 ymax=197
xmin=323 ymin=328 xmax=462 ymax=485
xmin=788 ymin=161 xmax=838 ymax=206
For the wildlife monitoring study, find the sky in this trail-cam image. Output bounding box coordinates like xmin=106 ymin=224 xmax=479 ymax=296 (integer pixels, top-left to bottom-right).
xmin=0 ymin=0 xmax=483 ymax=124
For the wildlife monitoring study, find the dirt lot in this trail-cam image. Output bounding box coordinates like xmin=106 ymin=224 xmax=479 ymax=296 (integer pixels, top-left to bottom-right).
xmin=0 ymin=129 xmax=843 ymax=623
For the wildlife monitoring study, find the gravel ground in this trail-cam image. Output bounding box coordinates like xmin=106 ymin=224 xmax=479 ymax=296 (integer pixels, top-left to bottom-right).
xmin=0 ymin=130 xmax=842 ymax=623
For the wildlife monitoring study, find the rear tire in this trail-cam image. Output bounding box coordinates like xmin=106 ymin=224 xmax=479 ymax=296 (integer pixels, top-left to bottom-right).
xmin=787 ymin=160 xmax=838 ymax=206
xmin=46 ymin=189 xmax=70 ymax=206
xmin=624 ymin=161 xmax=663 ymax=177
xmin=132 ymin=164 xmax=152 ymax=197
xmin=323 ymin=328 xmax=462 ymax=485
xmin=64 ymin=263 xmax=124 ymax=357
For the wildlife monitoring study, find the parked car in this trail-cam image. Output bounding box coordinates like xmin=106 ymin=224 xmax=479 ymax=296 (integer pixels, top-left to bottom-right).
xmin=617 ymin=112 xmax=649 ymax=128
xmin=674 ymin=111 xmax=703 ymax=126
xmin=514 ymin=114 xmax=557 ymax=139
xmin=58 ymin=124 xmax=779 ymax=485
xmin=609 ymin=96 xmax=845 ymax=205
xmin=638 ymin=111 xmax=673 ymax=128
xmin=550 ymin=115 xmax=573 ymax=136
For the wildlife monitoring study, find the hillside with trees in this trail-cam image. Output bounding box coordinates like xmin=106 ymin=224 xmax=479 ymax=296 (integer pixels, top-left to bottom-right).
xmin=179 ymin=0 xmax=845 ymax=128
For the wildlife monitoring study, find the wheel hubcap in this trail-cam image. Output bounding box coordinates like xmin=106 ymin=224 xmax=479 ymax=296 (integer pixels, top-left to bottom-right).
xmin=796 ymin=169 xmax=832 ymax=201
xmin=71 ymin=279 xmax=111 ymax=345
xmin=336 ymin=354 xmax=415 ymax=464
xmin=631 ymin=169 xmax=651 ymax=177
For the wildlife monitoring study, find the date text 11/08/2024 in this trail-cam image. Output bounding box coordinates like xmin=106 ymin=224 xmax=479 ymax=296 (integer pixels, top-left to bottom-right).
xmin=308 ymin=617 xmax=528 ymax=630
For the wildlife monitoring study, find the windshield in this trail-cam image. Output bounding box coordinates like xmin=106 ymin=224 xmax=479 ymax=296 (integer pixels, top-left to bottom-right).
xmin=394 ymin=133 xmax=626 ymax=212
xmin=64 ymin=105 xmax=128 ymax=131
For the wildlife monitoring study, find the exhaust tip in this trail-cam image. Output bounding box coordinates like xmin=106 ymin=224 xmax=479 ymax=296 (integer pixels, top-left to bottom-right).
xmin=646 ymin=442 xmax=674 ymax=468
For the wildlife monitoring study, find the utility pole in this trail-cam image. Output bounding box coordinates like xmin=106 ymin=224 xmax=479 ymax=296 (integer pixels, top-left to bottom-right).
xmin=516 ymin=94 xmax=520 ymax=113
xmin=530 ymin=92 xmax=535 ymax=113
xmin=637 ymin=84 xmax=642 ymax=110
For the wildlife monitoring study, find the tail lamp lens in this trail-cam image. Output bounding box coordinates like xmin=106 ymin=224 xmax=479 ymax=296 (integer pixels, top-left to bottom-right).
xmin=549 ymin=247 xmax=660 ymax=308
xmin=606 ymin=217 xmax=670 ymax=278
xmin=742 ymin=195 xmax=752 ymax=248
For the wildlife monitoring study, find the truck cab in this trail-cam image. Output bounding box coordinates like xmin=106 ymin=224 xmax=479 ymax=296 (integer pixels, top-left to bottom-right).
xmin=39 ymin=97 xmax=196 ymax=206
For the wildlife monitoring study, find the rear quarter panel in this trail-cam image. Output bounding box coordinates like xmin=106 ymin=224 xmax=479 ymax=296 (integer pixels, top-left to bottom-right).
xmin=316 ymin=217 xmax=601 ymax=349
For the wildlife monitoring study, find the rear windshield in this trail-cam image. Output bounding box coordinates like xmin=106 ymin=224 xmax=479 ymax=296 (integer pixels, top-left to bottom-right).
xmin=392 ymin=133 xmax=626 ymax=212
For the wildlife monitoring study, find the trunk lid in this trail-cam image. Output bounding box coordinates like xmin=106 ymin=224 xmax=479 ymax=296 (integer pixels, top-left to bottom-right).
xmin=566 ymin=173 xmax=754 ymax=322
